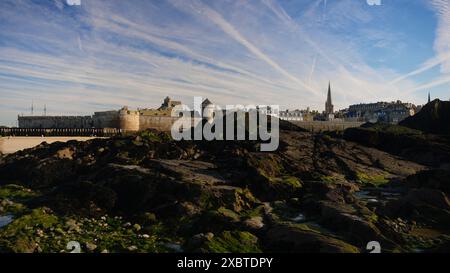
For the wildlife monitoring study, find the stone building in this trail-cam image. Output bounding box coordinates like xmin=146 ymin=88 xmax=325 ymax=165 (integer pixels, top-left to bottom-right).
xmin=279 ymin=109 xmax=303 ymax=121
xmin=312 ymin=82 xmax=335 ymax=121
xmin=17 ymin=97 xmax=212 ymax=132
xmin=159 ymin=96 xmax=181 ymax=110
xmin=346 ymin=100 xmax=417 ymax=124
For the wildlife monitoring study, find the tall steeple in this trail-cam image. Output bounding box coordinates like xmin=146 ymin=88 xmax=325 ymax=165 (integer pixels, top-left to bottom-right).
xmin=428 ymin=92 xmax=431 ymax=103
xmin=325 ymin=81 xmax=334 ymax=115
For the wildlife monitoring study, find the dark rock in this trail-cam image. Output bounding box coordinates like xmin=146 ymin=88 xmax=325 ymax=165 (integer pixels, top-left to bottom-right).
xmin=243 ymin=216 xmax=264 ymax=230
xmin=382 ymin=189 xmax=450 ymax=230
xmin=1 ymin=123 xmax=449 ymax=253
xmin=49 ymin=180 xmax=117 ymax=214
xmin=343 ymin=124 xmax=450 ymax=167
xmin=400 ymin=99 xmax=450 ymax=135
xmin=193 ymin=230 xmax=261 ymax=253
xmin=406 ymin=169 xmax=450 ymax=194
xmin=264 ymin=223 xmax=359 ymax=253
xmin=318 ymin=201 xmax=384 ymax=246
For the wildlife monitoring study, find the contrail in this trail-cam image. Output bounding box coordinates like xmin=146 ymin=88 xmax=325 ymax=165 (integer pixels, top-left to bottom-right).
xmin=309 ymin=55 xmax=317 ymax=83
xmin=406 ymin=75 xmax=450 ymax=94
xmin=322 ymin=0 xmax=327 ymax=22
xmin=389 ymin=53 xmax=450 ymax=85
xmin=193 ymin=0 xmax=319 ymax=95
xmin=262 ymin=0 xmax=378 ymax=98
xmin=393 ymin=0 xmax=450 ymax=85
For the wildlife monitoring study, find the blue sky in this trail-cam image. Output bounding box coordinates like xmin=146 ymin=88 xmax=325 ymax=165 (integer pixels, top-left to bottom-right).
xmin=0 ymin=0 xmax=449 ymax=126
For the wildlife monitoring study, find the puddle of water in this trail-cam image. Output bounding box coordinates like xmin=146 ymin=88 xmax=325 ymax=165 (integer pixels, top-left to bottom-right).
xmin=354 ymin=191 xmax=377 ymax=200
xmin=306 ymin=222 xmax=323 ymax=230
xmin=355 ymin=189 xmax=402 ymax=204
xmin=0 ymin=215 xmax=13 ymax=228
xmin=291 ymin=213 xmax=306 ymax=223
xmin=164 ymin=243 xmax=183 ymax=253
xmin=381 ymin=192 xmax=401 ymax=196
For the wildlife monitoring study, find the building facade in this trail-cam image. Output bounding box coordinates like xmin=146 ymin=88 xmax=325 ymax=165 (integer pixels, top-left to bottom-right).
xmin=346 ymin=100 xmax=417 ymax=124
xmin=18 ymin=97 xmax=189 ymax=132
xmin=279 ymin=109 xmax=303 ymax=121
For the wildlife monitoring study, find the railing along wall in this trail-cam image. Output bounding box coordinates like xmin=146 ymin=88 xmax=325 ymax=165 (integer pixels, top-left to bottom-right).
xmin=0 ymin=128 xmax=122 ymax=137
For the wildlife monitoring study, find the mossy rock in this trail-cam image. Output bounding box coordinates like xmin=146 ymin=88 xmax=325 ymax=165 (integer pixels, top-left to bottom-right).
xmin=217 ymin=207 xmax=241 ymax=222
xmin=0 ymin=205 xmax=174 ymax=253
xmin=247 ymin=154 xmax=284 ymax=178
xmin=264 ymin=176 xmax=303 ymax=200
xmin=138 ymin=130 xmax=171 ymax=143
xmin=185 ymin=209 xmax=240 ymax=235
xmin=200 ymin=231 xmax=261 ymax=253
xmin=265 ymin=223 xmax=360 ymax=253
xmin=0 ymin=208 xmax=58 ymax=253
xmin=0 ymin=184 xmax=38 ymax=200
xmin=365 ymin=123 xmax=423 ymax=136
xmin=356 ymin=172 xmax=389 ymax=186
xmin=198 ymin=186 xmax=256 ymax=212
xmin=239 ymin=205 xmax=265 ymax=218
xmin=318 ymin=175 xmax=346 ymax=184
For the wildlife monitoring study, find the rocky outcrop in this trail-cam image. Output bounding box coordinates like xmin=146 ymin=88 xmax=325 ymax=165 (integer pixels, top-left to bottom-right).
xmin=400 ymin=99 xmax=450 ymax=135
xmin=0 ymin=126 xmax=449 ymax=253
xmin=264 ymin=223 xmax=360 ymax=253
xmin=405 ymin=169 xmax=450 ymax=194
xmin=343 ymin=123 xmax=450 ymax=167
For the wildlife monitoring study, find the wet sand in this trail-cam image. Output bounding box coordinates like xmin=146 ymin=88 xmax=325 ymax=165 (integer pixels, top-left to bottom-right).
xmin=0 ymin=136 xmax=99 ymax=154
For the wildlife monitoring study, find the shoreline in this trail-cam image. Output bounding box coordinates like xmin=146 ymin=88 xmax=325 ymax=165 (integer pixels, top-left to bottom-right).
xmin=0 ymin=136 xmax=100 ymax=155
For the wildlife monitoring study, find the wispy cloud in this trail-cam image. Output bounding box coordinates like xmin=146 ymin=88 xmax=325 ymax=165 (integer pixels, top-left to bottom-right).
xmin=406 ymin=75 xmax=450 ymax=94
xmin=390 ymin=52 xmax=450 ymax=85
xmin=172 ymin=0 xmax=319 ymax=95
xmin=391 ymin=0 xmax=450 ymax=89
xmin=0 ymin=0 xmax=444 ymax=125
xmin=430 ymin=0 xmax=450 ymax=73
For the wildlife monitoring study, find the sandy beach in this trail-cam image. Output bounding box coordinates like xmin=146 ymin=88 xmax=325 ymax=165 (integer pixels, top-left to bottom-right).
xmin=0 ymin=136 xmax=98 ymax=154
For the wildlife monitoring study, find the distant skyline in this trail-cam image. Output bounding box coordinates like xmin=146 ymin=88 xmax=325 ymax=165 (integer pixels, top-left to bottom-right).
xmin=0 ymin=0 xmax=449 ymax=126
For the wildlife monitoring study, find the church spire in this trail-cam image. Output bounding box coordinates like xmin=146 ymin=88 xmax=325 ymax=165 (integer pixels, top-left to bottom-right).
xmin=428 ymin=92 xmax=431 ymax=103
xmin=325 ymin=81 xmax=334 ymax=115
xmin=327 ymin=81 xmax=332 ymax=105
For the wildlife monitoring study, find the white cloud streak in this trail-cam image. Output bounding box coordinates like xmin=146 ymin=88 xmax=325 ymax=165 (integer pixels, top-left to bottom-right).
xmin=183 ymin=0 xmax=319 ymax=95
xmin=0 ymin=0 xmax=441 ymax=125
xmin=391 ymin=0 xmax=450 ymax=86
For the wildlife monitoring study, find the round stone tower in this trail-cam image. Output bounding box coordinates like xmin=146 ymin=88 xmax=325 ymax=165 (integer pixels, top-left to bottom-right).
xmin=119 ymin=106 xmax=140 ymax=131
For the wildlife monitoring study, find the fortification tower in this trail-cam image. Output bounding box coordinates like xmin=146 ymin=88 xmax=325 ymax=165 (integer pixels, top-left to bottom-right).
xmin=119 ymin=106 xmax=140 ymax=131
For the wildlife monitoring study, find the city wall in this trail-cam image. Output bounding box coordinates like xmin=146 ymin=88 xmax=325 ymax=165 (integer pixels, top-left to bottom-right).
xmin=18 ymin=112 xmax=183 ymax=132
xmin=18 ymin=113 xmax=364 ymax=133
xmin=291 ymin=121 xmax=364 ymax=132
xmin=139 ymin=116 xmax=179 ymax=132
xmin=18 ymin=116 xmax=92 ymax=129
xmin=92 ymin=111 xmax=120 ymax=128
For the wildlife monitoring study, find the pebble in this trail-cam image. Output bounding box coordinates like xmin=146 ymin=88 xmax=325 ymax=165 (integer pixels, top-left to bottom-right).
xmin=128 ymin=245 xmax=138 ymax=251
xmin=133 ymin=224 xmax=142 ymax=231
xmin=85 ymin=242 xmax=97 ymax=252
xmin=36 ymin=229 xmax=44 ymax=237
